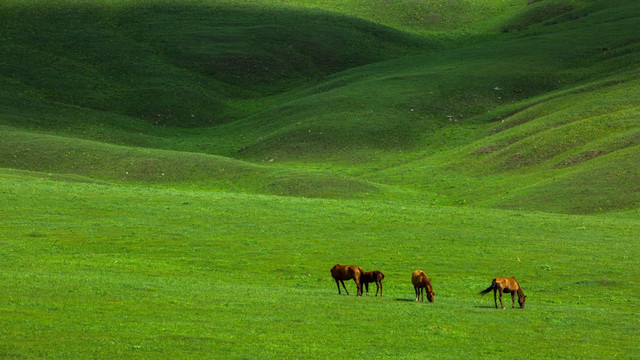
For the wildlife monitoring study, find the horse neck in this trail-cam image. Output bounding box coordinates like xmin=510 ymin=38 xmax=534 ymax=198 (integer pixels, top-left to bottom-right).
xmin=516 ymin=287 xmax=525 ymax=299
xmin=425 ymin=279 xmax=432 ymax=291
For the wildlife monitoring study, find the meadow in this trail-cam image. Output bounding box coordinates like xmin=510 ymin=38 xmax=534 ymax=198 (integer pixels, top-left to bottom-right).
xmin=2 ymin=172 xmax=639 ymax=358
xmin=1 ymin=0 xmax=639 ymax=358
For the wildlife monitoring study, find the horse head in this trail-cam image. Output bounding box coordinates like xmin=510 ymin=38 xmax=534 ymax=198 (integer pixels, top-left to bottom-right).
xmin=426 ymin=283 xmax=435 ymax=303
xmin=518 ymin=294 xmax=526 ymax=308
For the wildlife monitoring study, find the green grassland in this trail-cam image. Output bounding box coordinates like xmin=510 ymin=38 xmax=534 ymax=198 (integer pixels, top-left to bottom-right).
xmin=2 ymin=173 xmax=639 ymax=358
xmin=1 ymin=0 xmax=639 ymax=358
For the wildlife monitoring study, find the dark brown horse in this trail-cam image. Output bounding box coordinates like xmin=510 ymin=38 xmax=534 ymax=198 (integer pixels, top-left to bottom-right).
xmin=411 ymin=270 xmax=434 ymax=302
xmin=361 ymin=270 xmax=385 ymax=297
xmin=330 ymin=264 xmax=363 ymax=296
xmin=479 ymin=277 xmax=526 ymax=309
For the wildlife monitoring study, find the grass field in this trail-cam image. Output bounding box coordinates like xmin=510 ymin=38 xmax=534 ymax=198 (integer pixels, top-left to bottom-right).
xmin=1 ymin=0 xmax=639 ymax=358
xmin=2 ymin=173 xmax=639 ymax=358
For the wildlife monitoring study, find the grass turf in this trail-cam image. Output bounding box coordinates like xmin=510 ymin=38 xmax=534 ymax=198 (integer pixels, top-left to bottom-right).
xmin=1 ymin=171 xmax=638 ymax=358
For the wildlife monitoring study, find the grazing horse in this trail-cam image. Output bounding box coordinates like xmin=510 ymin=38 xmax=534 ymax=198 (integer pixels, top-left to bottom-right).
xmin=411 ymin=270 xmax=434 ymax=303
xmin=361 ymin=270 xmax=385 ymax=297
xmin=479 ymin=277 xmax=527 ymax=309
xmin=330 ymin=264 xmax=363 ymax=296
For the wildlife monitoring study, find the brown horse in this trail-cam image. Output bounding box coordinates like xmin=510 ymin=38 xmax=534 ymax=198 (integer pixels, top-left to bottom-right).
xmin=411 ymin=270 xmax=434 ymax=303
xmin=479 ymin=277 xmax=526 ymax=309
xmin=361 ymin=270 xmax=385 ymax=297
xmin=330 ymin=264 xmax=363 ymax=296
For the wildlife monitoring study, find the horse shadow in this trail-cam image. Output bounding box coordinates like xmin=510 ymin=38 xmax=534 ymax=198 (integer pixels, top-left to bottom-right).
xmin=395 ymin=298 xmax=415 ymax=302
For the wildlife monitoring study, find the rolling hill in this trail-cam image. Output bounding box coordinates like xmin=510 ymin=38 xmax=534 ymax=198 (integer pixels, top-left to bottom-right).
xmin=2 ymin=1 xmax=640 ymax=359
xmin=1 ymin=0 xmax=639 ymax=212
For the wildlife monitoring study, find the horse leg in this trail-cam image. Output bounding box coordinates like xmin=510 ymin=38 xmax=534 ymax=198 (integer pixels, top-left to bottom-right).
xmin=493 ymin=288 xmax=498 ymax=309
xmin=364 ymin=282 xmax=369 ymax=296
xmin=335 ymin=279 xmax=341 ymax=294
xmin=377 ymin=281 xmax=382 ymax=297
xmin=499 ymin=289 xmax=505 ymax=309
xmin=511 ymin=292 xmax=516 ymax=309
xmin=414 ymin=286 xmax=419 ymax=302
xmin=420 ymin=287 xmax=424 ymax=302
xmin=340 ymin=280 xmax=349 ymax=295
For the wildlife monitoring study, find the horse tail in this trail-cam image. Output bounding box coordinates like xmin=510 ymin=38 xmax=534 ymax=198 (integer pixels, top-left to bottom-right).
xmin=479 ymin=279 xmax=496 ymax=295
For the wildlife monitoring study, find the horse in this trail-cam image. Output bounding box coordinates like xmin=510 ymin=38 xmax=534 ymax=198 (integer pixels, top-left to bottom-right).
xmin=330 ymin=264 xmax=363 ymax=296
xmin=479 ymin=277 xmax=527 ymax=309
xmin=411 ymin=270 xmax=434 ymax=303
xmin=360 ymin=270 xmax=385 ymax=297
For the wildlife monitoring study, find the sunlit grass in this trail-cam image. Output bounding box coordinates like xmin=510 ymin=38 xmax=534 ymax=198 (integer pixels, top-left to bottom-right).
xmin=1 ymin=171 xmax=638 ymax=358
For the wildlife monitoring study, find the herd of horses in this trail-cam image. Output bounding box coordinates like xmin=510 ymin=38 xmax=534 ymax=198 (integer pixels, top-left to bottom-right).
xmin=330 ymin=264 xmax=527 ymax=309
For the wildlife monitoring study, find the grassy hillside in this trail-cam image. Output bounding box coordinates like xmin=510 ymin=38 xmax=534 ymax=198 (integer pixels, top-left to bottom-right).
xmin=368 ymin=75 xmax=640 ymax=213
xmin=0 ymin=0 xmax=428 ymax=127
xmin=1 ymin=0 xmax=640 ymax=358
xmin=0 ymin=126 xmax=399 ymax=199
xmin=3 ymin=0 xmax=638 ymax=212
xmin=262 ymin=0 xmax=590 ymax=34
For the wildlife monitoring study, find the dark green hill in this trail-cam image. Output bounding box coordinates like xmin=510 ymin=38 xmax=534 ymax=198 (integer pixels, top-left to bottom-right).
xmin=223 ymin=0 xmax=639 ymax=161
xmin=0 ymin=1 xmax=428 ymax=128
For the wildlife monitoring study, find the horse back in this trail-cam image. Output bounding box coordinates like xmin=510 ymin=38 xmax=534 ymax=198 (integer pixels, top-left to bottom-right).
xmin=361 ymin=270 xmax=384 ymax=284
xmin=411 ymin=270 xmax=430 ymax=288
xmin=495 ymin=276 xmax=520 ymax=292
xmin=331 ymin=264 xmax=360 ymax=280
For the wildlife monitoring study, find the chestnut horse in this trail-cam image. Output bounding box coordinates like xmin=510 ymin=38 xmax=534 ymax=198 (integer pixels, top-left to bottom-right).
xmin=479 ymin=277 xmax=526 ymax=309
xmin=330 ymin=264 xmax=363 ymax=296
xmin=361 ymin=270 xmax=385 ymax=297
xmin=411 ymin=270 xmax=434 ymax=302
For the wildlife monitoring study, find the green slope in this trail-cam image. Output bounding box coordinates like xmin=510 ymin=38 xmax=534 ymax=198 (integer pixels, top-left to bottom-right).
xmin=0 ymin=0 xmax=639 ymax=214
xmin=2 ymin=1 xmax=640 ymax=358
xmin=368 ymin=76 xmax=640 ymax=213
xmin=0 ymin=126 xmax=397 ymax=199
xmin=0 ymin=0 xmax=428 ymax=127
xmin=263 ymin=0 xmax=583 ymax=34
